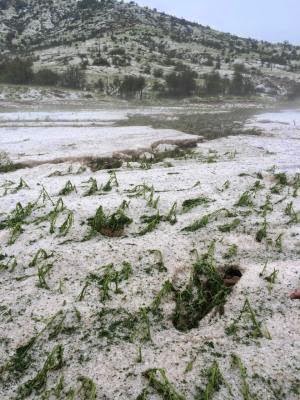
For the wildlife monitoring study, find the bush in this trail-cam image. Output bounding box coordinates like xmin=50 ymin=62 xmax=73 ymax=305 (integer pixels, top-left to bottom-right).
xmin=153 ymin=68 xmax=163 ymax=78
xmin=120 ymin=75 xmax=146 ymax=99
xmin=60 ymin=66 xmax=86 ymax=89
xmin=0 ymin=58 xmax=33 ymax=84
xmin=111 ymin=56 xmax=131 ymax=67
xmin=165 ymin=68 xmax=197 ymax=97
xmin=203 ymin=71 xmax=230 ymax=96
xmin=109 ymin=47 xmax=126 ymax=56
xmin=141 ymin=64 xmax=151 ymax=74
xmin=95 ymin=78 xmax=104 ymax=92
xmin=229 ymin=71 xmax=254 ymax=96
xmin=93 ymin=57 xmax=110 ymax=66
xmin=233 ymin=63 xmax=247 ymax=74
xmin=77 ymin=0 xmax=102 ymax=9
xmin=287 ymin=82 xmax=300 ymax=100
xmin=34 ymin=69 xmax=60 ymax=86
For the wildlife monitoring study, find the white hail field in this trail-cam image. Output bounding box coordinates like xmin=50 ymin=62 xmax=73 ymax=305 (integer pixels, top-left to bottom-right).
xmin=0 ymin=107 xmax=299 ymax=399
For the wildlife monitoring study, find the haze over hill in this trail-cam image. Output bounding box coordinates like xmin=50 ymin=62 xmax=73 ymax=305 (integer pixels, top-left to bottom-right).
xmin=124 ymin=0 xmax=300 ymax=45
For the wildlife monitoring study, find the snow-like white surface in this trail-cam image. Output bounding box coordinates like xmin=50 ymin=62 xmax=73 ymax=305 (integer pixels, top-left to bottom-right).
xmin=0 ymin=107 xmax=299 ymax=399
xmin=0 ymin=110 xmax=128 ymax=122
xmin=0 ymin=125 xmax=197 ymax=163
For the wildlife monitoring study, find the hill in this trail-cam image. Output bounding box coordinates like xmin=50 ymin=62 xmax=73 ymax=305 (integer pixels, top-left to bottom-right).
xmin=0 ymin=0 xmax=300 ymax=98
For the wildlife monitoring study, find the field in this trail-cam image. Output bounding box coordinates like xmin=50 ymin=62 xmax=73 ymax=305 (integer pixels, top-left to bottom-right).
xmin=0 ymin=102 xmax=299 ymax=399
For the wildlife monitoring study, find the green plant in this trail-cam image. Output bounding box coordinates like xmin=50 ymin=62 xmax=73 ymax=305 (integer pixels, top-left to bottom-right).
xmin=97 ymin=307 xmax=151 ymax=344
xmin=149 ymin=249 xmax=167 ymax=272
xmin=182 ymin=209 xmax=234 ymax=232
xmin=40 ymin=375 xmax=64 ymax=400
xmin=14 ymin=178 xmax=30 ymax=192
xmin=182 ymin=196 xmax=212 ymax=212
xmin=0 ymin=311 xmax=63 ymax=376
xmin=102 ymin=171 xmax=119 ymax=192
xmin=223 ymin=244 xmax=238 ymax=259
xmin=140 ymin=159 xmax=152 ymax=170
xmin=59 ymin=180 xmax=77 ymax=196
xmin=37 ymin=263 xmax=53 ymax=289
xmin=1 ymin=202 xmax=36 ymax=244
xmin=143 ymin=368 xmax=185 ymax=400
xmin=260 ymin=267 xmax=279 ymax=293
xmin=218 ymin=218 xmax=240 ymax=232
xmin=88 ymin=204 xmax=132 ymax=237
xmin=250 ymin=180 xmax=264 ymax=194
xmin=235 ymin=191 xmax=253 ymax=207
xmin=79 ymin=262 xmax=133 ymax=302
xmin=17 ymin=345 xmax=63 ymax=399
xmin=77 ymin=376 xmax=97 ymax=400
xmin=150 ymin=280 xmax=175 ymax=313
xmin=140 ymin=203 xmax=179 ymax=234
xmin=231 ymin=354 xmax=255 ymax=400
xmin=8 ymin=223 xmax=24 ymax=245
xmin=165 ymin=202 xmax=177 ymax=225
xmin=182 ymin=214 xmax=210 ymax=232
xmin=146 ymin=187 xmax=160 ymax=209
xmin=29 ymin=249 xmax=53 ymax=267
xmin=48 ymin=165 xmax=86 ymax=177
xmin=0 ymin=254 xmax=17 ymax=272
xmin=83 ymin=178 xmax=98 ymax=196
xmin=139 ymin=212 xmax=161 ymax=235
xmin=34 ymin=198 xmax=66 ymax=234
xmin=226 ymin=298 xmax=271 ymax=340
xmin=292 ymin=173 xmax=300 ymax=197
xmin=218 ymin=180 xmax=230 ymax=192
xmin=59 ymin=210 xmax=74 ymax=236
xmin=285 ymin=202 xmax=299 ymax=223
xmin=127 ymin=183 xmax=153 ymax=198
xmin=261 ymin=195 xmax=273 ymax=217
xmin=36 ymin=186 xmax=54 ymax=206
xmin=172 ymin=243 xmax=231 ymax=331
xmin=274 ymin=172 xmax=288 ymax=186
xmin=275 ymin=233 xmax=283 ymax=252
xmin=256 ymin=218 xmax=268 ymax=242
xmin=2 ymin=178 xmax=30 ymax=195
xmin=197 ymin=361 xmax=231 ymax=400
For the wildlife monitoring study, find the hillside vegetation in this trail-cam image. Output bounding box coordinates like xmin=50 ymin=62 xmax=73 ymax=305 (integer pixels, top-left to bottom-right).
xmin=0 ymin=0 xmax=300 ymax=98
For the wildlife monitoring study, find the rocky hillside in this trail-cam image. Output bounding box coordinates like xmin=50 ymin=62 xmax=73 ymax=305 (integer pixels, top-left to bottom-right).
xmin=1 ymin=0 xmax=300 ymax=96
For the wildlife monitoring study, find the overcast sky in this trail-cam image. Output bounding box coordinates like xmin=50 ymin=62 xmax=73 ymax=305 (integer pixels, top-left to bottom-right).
xmin=125 ymin=0 xmax=299 ymax=44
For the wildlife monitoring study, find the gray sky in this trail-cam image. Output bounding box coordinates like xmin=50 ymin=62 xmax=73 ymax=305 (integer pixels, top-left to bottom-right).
xmin=126 ymin=0 xmax=299 ymax=44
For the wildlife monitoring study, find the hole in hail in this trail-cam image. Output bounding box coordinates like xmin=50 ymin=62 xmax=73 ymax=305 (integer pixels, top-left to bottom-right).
xmin=223 ymin=267 xmax=243 ymax=287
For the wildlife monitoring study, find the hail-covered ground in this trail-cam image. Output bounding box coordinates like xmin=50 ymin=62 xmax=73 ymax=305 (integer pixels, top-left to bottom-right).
xmin=0 ymin=104 xmax=299 ymax=399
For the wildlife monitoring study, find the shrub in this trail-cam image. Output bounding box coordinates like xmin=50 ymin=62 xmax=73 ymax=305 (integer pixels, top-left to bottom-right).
xmin=203 ymin=71 xmax=226 ymax=95
xmin=141 ymin=64 xmax=151 ymax=74
xmin=287 ymin=82 xmax=300 ymax=100
xmin=34 ymin=69 xmax=60 ymax=86
xmin=88 ymin=205 xmax=132 ymax=237
xmin=120 ymin=75 xmax=146 ymax=99
xmin=111 ymin=55 xmax=131 ymax=67
xmin=0 ymin=58 xmax=33 ymax=84
xmin=109 ymin=47 xmax=126 ymax=56
xmin=94 ymin=78 xmax=104 ymax=92
xmin=229 ymin=71 xmax=254 ymax=96
xmin=152 ymin=80 xmax=165 ymax=94
xmin=93 ymin=57 xmax=110 ymax=66
xmin=60 ymin=66 xmax=86 ymax=89
xmin=233 ymin=63 xmax=247 ymax=73
xmin=165 ymin=68 xmax=197 ymax=97
xmin=77 ymin=0 xmax=102 ymax=9
xmin=153 ymin=68 xmax=164 ymax=78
